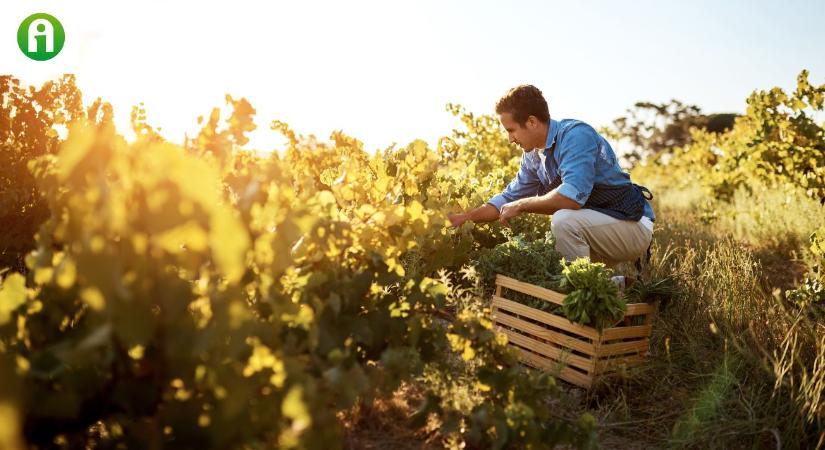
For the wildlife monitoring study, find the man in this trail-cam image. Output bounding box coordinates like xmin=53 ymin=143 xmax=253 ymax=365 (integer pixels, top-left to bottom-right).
xmin=447 ymin=85 xmax=655 ymax=268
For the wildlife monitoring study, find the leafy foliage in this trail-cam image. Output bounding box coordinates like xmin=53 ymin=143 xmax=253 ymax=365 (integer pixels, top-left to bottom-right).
xmin=786 ymin=226 xmax=825 ymax=309
xmin=633 ymin=70 xmax=825 ymax=202
xmin=0 ymin=76 xmax=595 ymax=449
xmin=474 ymin=234 xmax=563 ymax=289
xmin=473 ymin=234 xmax=567 ymax=313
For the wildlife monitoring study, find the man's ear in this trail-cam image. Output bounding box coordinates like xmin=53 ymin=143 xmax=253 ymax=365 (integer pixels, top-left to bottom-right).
xmin=526 ymin=115 xmax=539 ymax=129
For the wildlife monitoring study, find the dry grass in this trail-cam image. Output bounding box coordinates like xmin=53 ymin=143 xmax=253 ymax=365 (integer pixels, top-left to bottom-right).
xmin=580 ymin=186 xmax=825 ymax=449
xmin=340 ymin=383 xmax=443 ymax=450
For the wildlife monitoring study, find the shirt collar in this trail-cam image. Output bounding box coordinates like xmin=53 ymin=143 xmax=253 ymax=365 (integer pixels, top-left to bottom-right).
xmin=544 ymin=118 xmax=560 ymax=151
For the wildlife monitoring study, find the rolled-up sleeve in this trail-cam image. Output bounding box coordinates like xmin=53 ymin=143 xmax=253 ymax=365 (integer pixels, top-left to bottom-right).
xmin=555 ymin=126 xmax=597 ymax=206
xmin=487 ymin=152 xmax=542 ymax=212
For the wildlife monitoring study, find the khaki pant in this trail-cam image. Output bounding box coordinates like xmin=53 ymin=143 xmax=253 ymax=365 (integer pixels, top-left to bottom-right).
xmin=550 ymin=209 xmax=653 ymax=268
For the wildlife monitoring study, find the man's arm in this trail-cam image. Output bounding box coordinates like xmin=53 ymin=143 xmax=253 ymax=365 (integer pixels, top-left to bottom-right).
xmin=512 ymin=189 xmax=580 ymax=214
xmin=448 ymin=151 xmax=541 ymax=227
xmin=497 ymin=189 xmax=579 ymax=226
xmin=448 ymin=203 xmax=500 ymax=227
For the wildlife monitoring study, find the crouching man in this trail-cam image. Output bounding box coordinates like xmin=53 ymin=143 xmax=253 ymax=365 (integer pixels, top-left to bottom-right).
xmin=448 ymin=85 xmax=655 ymax=269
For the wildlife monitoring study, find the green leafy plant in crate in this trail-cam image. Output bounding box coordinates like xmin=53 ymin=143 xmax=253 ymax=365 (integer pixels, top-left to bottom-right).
xmin=559 ymin=258 xmax=626 ymax=331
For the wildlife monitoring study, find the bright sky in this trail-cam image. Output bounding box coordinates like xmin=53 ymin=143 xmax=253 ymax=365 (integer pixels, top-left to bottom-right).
xmin=4 ymin=0 xmax=825 ymax=154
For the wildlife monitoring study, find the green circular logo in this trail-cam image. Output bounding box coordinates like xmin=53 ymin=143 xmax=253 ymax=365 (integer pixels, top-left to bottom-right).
xmin=17 ymin=13 xmax=65 ymax=61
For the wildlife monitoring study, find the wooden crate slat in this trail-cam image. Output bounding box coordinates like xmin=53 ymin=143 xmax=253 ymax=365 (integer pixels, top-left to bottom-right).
xmin=495 ymin=275 xmax=567 ymax=306
xmin=492 ymin=309 xmax=597 ymax=356
xmin=600 ymin=324 xmax=653 ymax=341
xmin=598 ymin=339 xmax=650 ymax=357
xmin=492 ymin=296 xmax=600 ymax=340
xmin=495 ymin=326 xmax=596 ymax=373
xmin=516 ymin=347 xmax=592 ymax=388
xmin=624 ymin=302 xmax=656 ymax=316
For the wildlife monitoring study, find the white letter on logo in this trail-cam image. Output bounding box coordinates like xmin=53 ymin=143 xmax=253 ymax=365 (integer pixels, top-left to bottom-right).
xmin=28 ymin=19 xmax=54 ymax=53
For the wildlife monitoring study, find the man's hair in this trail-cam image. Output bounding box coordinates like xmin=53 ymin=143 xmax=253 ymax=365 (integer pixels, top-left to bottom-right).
xmin=495 ymin=85 xmax=550 ymax=125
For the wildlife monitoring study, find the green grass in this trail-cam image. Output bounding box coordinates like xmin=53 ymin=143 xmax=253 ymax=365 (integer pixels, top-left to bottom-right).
xmin=670 ymin=355 xmax=737 ymax=447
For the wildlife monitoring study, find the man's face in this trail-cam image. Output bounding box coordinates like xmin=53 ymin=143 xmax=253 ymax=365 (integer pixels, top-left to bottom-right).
xmin=499 ymin=112 xmax=542 ymax=152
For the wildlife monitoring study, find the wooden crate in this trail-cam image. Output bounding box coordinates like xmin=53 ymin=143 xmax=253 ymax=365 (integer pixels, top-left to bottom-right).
xmin=491 ymin=274 xmax=657 ymax=389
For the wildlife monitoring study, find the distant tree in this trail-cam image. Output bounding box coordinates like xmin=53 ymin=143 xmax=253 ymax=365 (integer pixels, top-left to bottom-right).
xmin=607 ymin=99 xmax=737 ymax=167
xmin=0 ymin=75 xmax=90 ymax=272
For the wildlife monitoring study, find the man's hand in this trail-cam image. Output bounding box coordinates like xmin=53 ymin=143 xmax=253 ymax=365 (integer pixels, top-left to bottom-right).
xmin=447 ymin=212 xmax=468 ymax=228
xmin=499 ymin=201 xmax=522 ymax=227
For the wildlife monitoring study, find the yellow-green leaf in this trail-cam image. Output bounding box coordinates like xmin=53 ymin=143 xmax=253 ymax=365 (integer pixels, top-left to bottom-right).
xmin=282 ymin=386 xmax=311 ymax=432
xmin=210 ymin=209 xmax=250 ymax=283
xmin=0 ymin=402 xmax=23 ymax=450
xmin=0 ymin=274 xmax=27 ymax=326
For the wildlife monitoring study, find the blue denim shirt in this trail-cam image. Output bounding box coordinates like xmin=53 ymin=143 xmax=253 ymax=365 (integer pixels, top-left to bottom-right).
xmin=488 ymin=118 xmax=655 ymax=221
